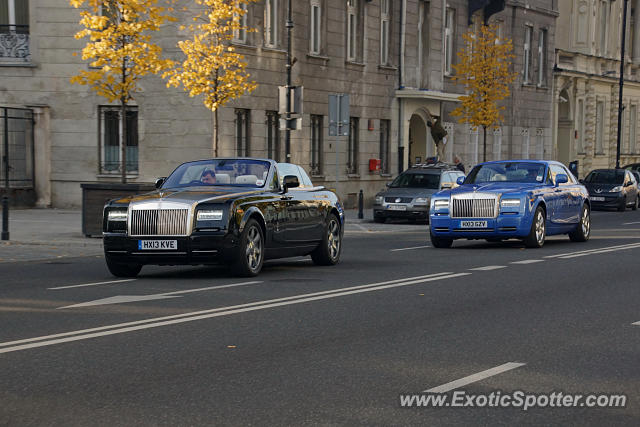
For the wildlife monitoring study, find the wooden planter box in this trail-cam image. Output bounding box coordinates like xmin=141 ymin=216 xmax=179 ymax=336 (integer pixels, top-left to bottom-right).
xmin=81 ymin=183 xmax=155 ymax=237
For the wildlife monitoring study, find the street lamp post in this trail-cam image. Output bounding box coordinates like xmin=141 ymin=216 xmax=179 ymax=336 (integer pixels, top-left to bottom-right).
xmin=616 ymin=0 xmax=630 ymax=169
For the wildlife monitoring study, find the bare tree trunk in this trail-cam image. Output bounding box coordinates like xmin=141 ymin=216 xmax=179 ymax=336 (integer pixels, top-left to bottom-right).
xmin=483 ymin=125 xmax=487 ymax=163
xmin=213 ymin=108 xmax=218 ymax=157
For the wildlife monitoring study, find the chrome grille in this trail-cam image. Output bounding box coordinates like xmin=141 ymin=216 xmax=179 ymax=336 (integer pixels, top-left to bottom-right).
xmin=130 ymin=209 xmax=189 ymax=236
xmin=385 ymin=197 xmax=413 ymax=203
xmin=451 ymin=195 xmax=498 ymax=218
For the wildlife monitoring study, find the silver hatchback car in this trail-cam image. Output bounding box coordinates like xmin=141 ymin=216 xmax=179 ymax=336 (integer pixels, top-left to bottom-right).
xmin=373 ymin=163 xmax=465 ymax=223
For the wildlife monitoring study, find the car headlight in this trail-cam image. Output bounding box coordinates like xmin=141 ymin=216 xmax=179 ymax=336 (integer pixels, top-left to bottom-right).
xmin=500 ymin=198 xmax=521 ymax=207
xmin=432 ymin=199 xmax=449 ymax=209
xmin=375 ymin=196 xmax=384 ymax=204
xmin=414 ymin=197 xmax=429 ymax=205
xmin=197 ymin=210 xmax=224 ymax=221
xmin=107 ymin=210 xmax=127 ymax=221
xmin=611 ymin=186 xmax=623 ymax=193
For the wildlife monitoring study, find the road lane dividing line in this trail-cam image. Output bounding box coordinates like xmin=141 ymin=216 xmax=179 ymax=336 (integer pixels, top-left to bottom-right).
xmin=354 ymin=224 xmax=371 ymax=232
xmin=391 ymin=245 xmax=431 ymax=252
xmin=632 ymin=321 xmax=640 ymax=326
xmin=544 ymin=242 xmax=640 ymax=259
xmin=58 ymin=281 xmax=264 ymax=309
xmin=558 ymin=243 xmax=640 ymax=259
xmin=48 ymin=279 xmax=136 ymax=290
xmin=623 ymin=221 xmax=640 ymax=225
xmin=510 ymin=259 xmax=544 ymax=265
xmin=424 ymin=362 xmax=526 ymax=393
xmin=469 ymin=265 xmax=507 ymax=271
xmin=0 ymin=272 xmax=460 ymax=352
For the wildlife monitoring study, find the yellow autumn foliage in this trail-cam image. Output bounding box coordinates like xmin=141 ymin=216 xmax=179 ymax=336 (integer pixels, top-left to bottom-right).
xmin=451 ymin=24 xmax=517 ymax=130
xmin=69 ymin=0 xmax=176 ymax=103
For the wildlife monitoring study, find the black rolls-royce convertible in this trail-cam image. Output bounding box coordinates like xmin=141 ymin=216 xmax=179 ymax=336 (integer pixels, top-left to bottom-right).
xmin=103 ymin=158 xmax=344 ymax=277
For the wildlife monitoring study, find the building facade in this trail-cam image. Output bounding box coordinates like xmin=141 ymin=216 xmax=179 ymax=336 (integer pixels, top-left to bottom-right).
xmin=553 ymin=0 xmax=640 ymax=178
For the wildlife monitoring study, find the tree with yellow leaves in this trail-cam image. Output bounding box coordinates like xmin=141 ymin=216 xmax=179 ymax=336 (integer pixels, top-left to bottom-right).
xmin=164 ymin=0 xmax=258 ymax=157
xmin=451 ymin=23 xmax=517 ymax=162
xmin=70 ymin=0 xmax=175 ymax=183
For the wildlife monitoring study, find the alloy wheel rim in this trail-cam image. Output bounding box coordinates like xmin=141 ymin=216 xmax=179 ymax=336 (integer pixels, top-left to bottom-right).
xmin=536 ymin=211 xmax=545 ymax=245
xmin=328 ymin=219 xmax=340 ymax=260
xmin=245 ymin=226 xmax=262 ymax=271
xmin=582 ymin=207 xmax=590 ymax=236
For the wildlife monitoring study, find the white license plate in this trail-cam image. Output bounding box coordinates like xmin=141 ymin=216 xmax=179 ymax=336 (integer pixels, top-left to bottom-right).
xmin=460 ymin=220 xmax=488 ymax=228
xmin=591 ymin=196 xmax=605 ymax=202
xmin=138 ymin=240 xmax=177 ymax=250
xmin=387 ymin=204 xmax=407 ymax=211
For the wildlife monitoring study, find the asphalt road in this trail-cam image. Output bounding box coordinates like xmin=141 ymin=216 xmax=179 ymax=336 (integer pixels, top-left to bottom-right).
xmin=1 ymin=210 xmax=639 ymax=425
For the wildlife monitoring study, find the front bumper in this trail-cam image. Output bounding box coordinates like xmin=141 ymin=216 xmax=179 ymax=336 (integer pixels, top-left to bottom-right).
xmin=104 ymin=231 xmax=240 ymax=265
xmin=373 ymin=205 xmax=429 ymax=219
xmin=429 ymin=214 xmax=532 ymax=239
xmin=589 ymin=194 xmax=625 ymax=209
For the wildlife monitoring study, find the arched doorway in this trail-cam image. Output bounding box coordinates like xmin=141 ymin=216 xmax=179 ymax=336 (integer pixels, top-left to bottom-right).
xmin=408 ymin=110 xmax=434 ymax=166
xmin=557 ymin=89 xmax=573 ymax=165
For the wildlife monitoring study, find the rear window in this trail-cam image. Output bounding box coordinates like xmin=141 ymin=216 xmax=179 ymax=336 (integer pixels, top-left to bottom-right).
xmin=389 ymin=172 xmax=440 ymax=189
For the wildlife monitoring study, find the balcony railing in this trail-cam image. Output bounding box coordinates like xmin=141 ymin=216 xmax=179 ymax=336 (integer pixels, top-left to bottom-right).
xmin=0 ymin=25 xmax=31 ymax=63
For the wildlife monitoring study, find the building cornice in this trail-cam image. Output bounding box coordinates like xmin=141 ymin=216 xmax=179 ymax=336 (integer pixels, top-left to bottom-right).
xmin=395 ymin=89 xmax=462 ymax=102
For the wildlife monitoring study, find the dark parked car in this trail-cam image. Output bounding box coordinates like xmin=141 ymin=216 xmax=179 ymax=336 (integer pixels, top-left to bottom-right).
xmin=103 ymin=158 xmax=344 ymax=277
xmin=373 ymin=163 xmax=465 ymax=223
xmin=581 ymin=169 xmax=639 ymax=211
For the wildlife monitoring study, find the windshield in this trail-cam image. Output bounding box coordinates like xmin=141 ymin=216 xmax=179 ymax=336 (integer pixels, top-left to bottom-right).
xmin=389 ymin=172 xmax=441 ymax=189
xmin=163 ymin=159 xmax=271 ymax=188
xmin=465 ymin=162 xmax=547 ymax=184
xmin=585 ymin=170 xmax=624 ymax=185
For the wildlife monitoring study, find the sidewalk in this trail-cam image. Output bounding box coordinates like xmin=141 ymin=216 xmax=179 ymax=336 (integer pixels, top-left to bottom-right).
xmin=0 ymin=208 xmax=375 ymax=263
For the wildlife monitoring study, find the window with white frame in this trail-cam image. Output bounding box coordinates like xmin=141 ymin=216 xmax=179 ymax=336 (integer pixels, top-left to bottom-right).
xmin=266 ymin=110 xmax=280 ymax=161
xmin=596 ymin=100 xmax=604 ymax=154
xmin=310 ymin=114 xmax=323 ymax=174
xmin=233 ymin=1 xmax=248 ymax=43
xmin=99 ymin=106 xmax=138 ymax=174
xmin=380 ymin=0 xmax=391 ymax=65
xmin=523 ymin=25 xmax=533 ymax=84
xmin=418 ymin=0 xmax=430 ymax=88
xmin=577 ymin=99 xmax=585 ymax=153
xmin=444 ymin=7 xmax=455 ymax=75
xmin=630 ymin=104 xmax=637 ymax=153
xmin=0 ymin=0 xmax=30 ymax=62
xmin=599 ymin=0 xmax=609 ymax=55
xmin=347 ymin=0 xmax=358 ymax=61
xmin=265 ymin=0 xmax=278 ymax=47
xmin=622 ymin=104 xmax=628 ymax=153
xmin=235 ymin=109 xmax=251 ymax=156
xmin=310 ymin=0 xmax=321 ymax=54
xmin=537 ymin=28 xmax=547 ymax=87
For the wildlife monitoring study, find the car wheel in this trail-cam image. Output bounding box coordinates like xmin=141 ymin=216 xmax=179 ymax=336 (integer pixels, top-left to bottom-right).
xmin=311 ymin=213 xmax=342 ymax=266
xmin=430 ymin=231 xmax=453 ymax=248
xmin=633 ymin=196 xmax=639 ymax=211
xmin=105 ymin=255 xmax=142 ymax=278
xmin=374 ymin=216 xmax=386 ymax=223
xmin=524 ymin=206 xmax=546 ymax=248
xmin=569 ymin=203 xmax=590 ymax=242
xmin=232 ymin=219 xmax=264 ymax=277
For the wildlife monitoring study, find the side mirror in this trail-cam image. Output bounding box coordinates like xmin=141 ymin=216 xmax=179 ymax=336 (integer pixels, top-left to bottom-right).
xmin=555 ymin=174 xmax=568 ymax=186
xmin=456 ymin=176 xmax=466 ymax=185
xmin=155 ymin=177 xmax=166 ymax=189
xmin=625 ymin=181 xmax=634 ymax=187
xmin=282 ymin=175 xmax=300 ymax=193
xmin=441 ymin=183 xmax=452 ymax=189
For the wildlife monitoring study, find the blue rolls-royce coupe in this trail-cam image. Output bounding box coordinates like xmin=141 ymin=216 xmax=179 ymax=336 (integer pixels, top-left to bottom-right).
xmin=429 ymin=160 xmax=591 ymax=248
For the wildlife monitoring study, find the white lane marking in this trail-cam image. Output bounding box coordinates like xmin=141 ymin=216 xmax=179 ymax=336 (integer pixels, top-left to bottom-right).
xmin=391 ymin=245 xmax=431 ymax=252
xmin=48 ymin=279 xmax=136 ymax=290
xmin=58 ymin=281 xmax=263 ymax=309
xmin=623 ymin=221 xmax=640 ymax=225
xmin=633 ymin=321 xmax=640 ymax=326
xmin=510 ymin=259 xmax=544 ymax=265
xmin=469 ymin=265 xmax=507 ymax=271
xmin=0 ymin=272 xmax=468 ymax=354
xmin=544 ymin=243 xmax=640 ymax=259
xmin=558 ymin=243 xmax=640 ymax=259
xmin=355 ymin=224 xmax=371 ymax=232
xmin=424 ymin=362 xmax=526 ymax=393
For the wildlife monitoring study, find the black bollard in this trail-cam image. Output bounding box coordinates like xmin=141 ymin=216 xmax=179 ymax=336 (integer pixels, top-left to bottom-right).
xmin=358 ymin=189 xmax=364 ymax=219
xmin=1 ymin=196 xmax=8 ymax=241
